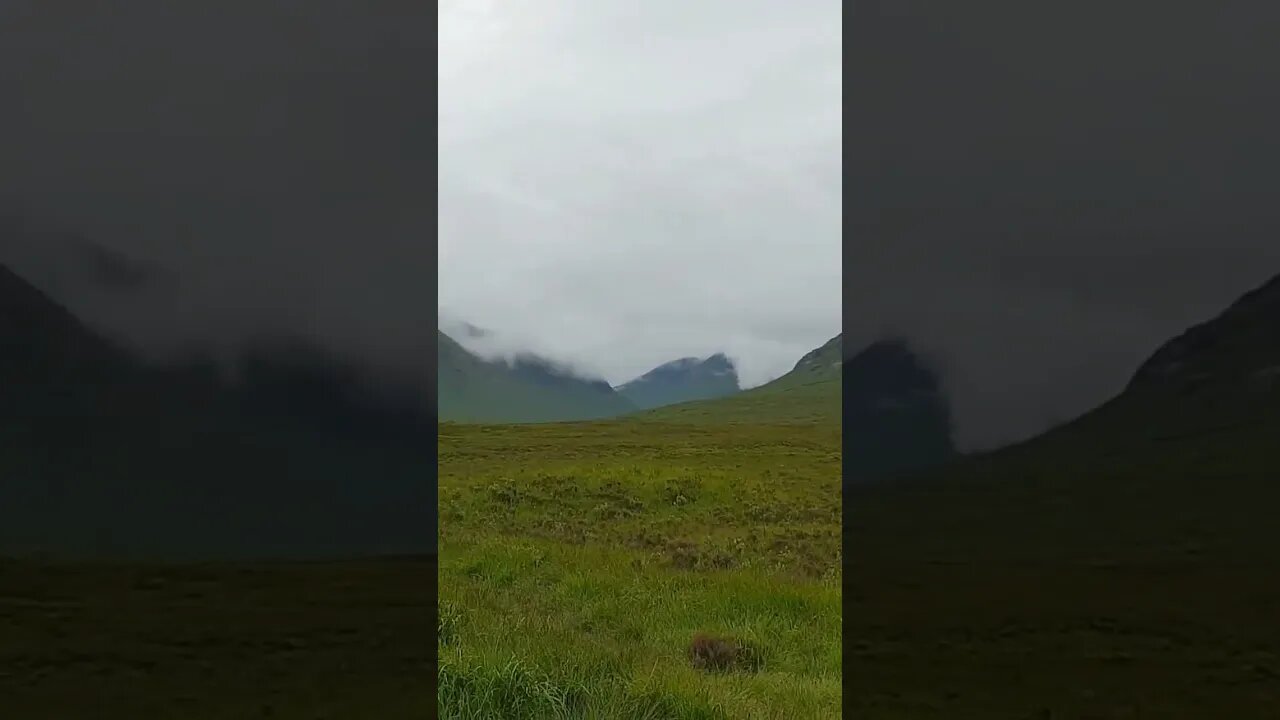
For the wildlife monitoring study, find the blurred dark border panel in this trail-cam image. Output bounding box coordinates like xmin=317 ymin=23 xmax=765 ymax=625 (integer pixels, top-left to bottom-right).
xmin=847 ymin=1 xmax=1280 ymax=718
xmin=426 ymin=0 xmax=442 ymax=695
xmin=0 ymin=1 xmax=438 ymax=716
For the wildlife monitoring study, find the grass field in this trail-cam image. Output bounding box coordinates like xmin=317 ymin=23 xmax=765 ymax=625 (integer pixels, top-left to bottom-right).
xmin=848 ymin=562 xmax=1280 ymax=718
xmin=848 ymin=389 xmax=1280 ymax=718
xmin=437 ymin=420 xmax=842 ymax=719
xmin=0 ymin=556 xmax=435 ymax=719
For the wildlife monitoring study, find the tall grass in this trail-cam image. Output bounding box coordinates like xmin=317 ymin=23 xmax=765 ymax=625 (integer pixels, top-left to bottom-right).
xmin=438 ymin=421 xmax=842 ymax=719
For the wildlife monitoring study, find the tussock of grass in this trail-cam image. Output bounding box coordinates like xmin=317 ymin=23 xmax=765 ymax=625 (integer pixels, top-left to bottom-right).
xmin=688 ymin=632 xmax=765 ymax=674
xmin=439 ymin=599 xmax=464 ymax=647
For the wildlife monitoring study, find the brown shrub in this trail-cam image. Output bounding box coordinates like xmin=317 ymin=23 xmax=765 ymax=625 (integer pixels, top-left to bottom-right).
xmin=687 ymin=632 xmax=765 ymax=673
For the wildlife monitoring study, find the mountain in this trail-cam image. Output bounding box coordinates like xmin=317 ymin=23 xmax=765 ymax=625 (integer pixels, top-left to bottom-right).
xmin=852 ymin=272 xmax=1280 ymax=565
xmin=1126 ymin=272 xmax=1280 ymax=398
xmin=0 ymin=262 xmax=190 ymax=456
xmin=437 ymin=330 xmax=636 ymax=423
xmin=842 ymin=338 xmax=955 ymax=481
xmin=0 ymin=262 xmax=137 ymax=430
xmin=0 ymin=262 xmax=432 ymax=560
xmin=618 ymin=353 xmax=740 ymax=410
xmin=234 ymin=336 xmax=432 ymax=447
xmin=781 ymin=333 xmax=844 ymax=386
xmin=637 ymin=333 xmax=954 ymax=478
xmin=638 ymin=334 xmax=842 ymax=424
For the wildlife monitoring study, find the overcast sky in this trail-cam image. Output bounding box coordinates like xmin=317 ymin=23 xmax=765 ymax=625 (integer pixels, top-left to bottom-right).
xmin=438 ymin=0 xmax=843 ymax=388
xmin=5 ymin=2 xmax=1280 ymax=450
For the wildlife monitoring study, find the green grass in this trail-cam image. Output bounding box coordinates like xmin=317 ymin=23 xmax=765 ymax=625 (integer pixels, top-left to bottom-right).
xmin=638 ymin=378 xmax=839 ymax=425
xmin=0 ymin=556 xmax=434 ymax=719
xmin=438 ymin=420 xmax=842 ymax=719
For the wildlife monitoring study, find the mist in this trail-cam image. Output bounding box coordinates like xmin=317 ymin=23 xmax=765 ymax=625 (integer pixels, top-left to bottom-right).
xmin=0 ymin=1 xmax=432 ymax=393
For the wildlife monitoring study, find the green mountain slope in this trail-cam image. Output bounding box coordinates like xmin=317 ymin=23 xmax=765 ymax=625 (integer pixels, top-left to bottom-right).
xmin=638 ymin=333 xmax=952 ymax=427
xmin=617 ymin=353 xmax=740 ymax=409
xmin=638 ymin=335 xmax=842 ymax=424
xmin=773 ymin=333 xmax=844 ymax=388
xmin=437 ymin=330 xmax=636 ymax=423
xmin=638 ymin=334 xmax=955 ymax=479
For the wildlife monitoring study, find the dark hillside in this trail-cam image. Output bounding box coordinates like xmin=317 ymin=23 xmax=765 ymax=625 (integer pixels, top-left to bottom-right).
xmin=849 ymin=272 xmax=1280 ymax=717
xmin=1 ymin=262 xmax=432 ymax=560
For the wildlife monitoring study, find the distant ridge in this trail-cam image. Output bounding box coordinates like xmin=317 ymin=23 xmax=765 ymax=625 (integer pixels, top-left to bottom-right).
xmin=618 ymin=353 xmax=740 ymax=410
xmin=637 ymin=334 xmax=842 ymax=424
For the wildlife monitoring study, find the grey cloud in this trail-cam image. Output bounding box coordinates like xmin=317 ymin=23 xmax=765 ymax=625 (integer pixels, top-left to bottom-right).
xmin=439 ymin=0 xmax=843 ymax=388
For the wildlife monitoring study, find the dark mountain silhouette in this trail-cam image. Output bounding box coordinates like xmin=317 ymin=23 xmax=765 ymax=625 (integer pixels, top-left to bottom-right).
xmin=853 ymin=271 xmax=1280 ymax=565
xmin=618 ymin=353 xmax=740 ymax=410
xmin=843 ymin=338 xmax=955 ymax=481
xmin=0 ymin=262 xmax=431 ymax=560
xmin=1127 ymin=273 xmax=1280 ymax=397
xmin=0 ymin=262 xmax=143 ymax=446
xmin=235 ymin=336 xmax=432 ymax=447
